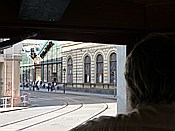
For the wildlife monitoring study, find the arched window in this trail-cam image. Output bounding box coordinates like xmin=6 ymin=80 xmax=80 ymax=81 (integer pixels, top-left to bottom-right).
xmin=84 ymin=56 xmax=91 ymax=83
xmin=110 ymin=53 xmax=117 ymax=83
xmin=96 ymin=54 xmax=103 ymax=83
xmin=67 ymin=57 xmax=73 ymax=83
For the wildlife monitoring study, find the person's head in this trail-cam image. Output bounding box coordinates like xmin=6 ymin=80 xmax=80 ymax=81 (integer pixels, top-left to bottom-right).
xmin=125 ymin=34 xmax=175 ymax=109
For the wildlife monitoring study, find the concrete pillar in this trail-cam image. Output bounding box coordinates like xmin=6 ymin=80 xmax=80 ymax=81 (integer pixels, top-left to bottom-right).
xmin=12 ymin=54 xmax=21 ymax=106
xmin=0 ymin=62 xmax=4 ymax=98
xmin=117 ymin=45 xmax=126 ymax=114
xmin=4 ymin=58 xmax=12 ymax=97
xmin=2 ymin=54 xmax=22 ymax=107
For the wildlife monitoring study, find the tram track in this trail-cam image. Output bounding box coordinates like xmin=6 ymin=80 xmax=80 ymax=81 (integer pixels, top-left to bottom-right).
xmin=67 ymin=102 xmax=109 ymax=129
xmin=1 ymin=91 xmax=115 ymax=131
xmin=0 ymin=99 xmax=84 ymax=131
xmin=0 ymin=102 xmax=110 ymax=131
xmin=21 ymin=102 xmax=110 ymax=131
xmin=16 ymin=103 xmax=84 ymax=131
xmin=83 ymin=102 xmax=108 ymax=122
xmin=0 ymin=100 xmax=68 ymax=128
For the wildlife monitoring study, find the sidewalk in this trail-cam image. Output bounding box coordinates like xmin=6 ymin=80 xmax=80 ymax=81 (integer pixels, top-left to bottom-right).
xmin=21 ymin=87 xmax=117 ymax=100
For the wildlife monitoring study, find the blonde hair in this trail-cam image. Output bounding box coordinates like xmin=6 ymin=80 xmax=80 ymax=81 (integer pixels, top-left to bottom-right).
xmin=125 ymin=34 xmax=175 ymax=108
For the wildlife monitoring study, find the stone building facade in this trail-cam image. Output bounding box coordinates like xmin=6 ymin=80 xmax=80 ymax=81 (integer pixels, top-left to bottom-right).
xmin=61 ymin=42 xmax=121 ymax=94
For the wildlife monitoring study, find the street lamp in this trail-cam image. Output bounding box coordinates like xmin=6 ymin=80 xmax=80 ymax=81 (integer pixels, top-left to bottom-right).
xmin=63 ymin=68 xmax=66 ymax=93
xmin=113 ymin=71 xmax=117 ymax=97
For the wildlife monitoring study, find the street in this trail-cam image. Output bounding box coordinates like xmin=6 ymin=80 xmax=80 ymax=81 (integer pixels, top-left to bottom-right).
xmin=0 ymin=90 xmax=117 ymax=131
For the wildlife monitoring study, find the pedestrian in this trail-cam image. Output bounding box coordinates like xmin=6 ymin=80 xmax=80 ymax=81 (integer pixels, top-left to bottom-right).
xmin=39 ymin=80 xmax=42 ymax=89
xmin=32 ymin=81 xmax=35 ymax=91
xmin=29 ymin=82 xmax=32 ymax=90
xmin=70 ymin=34 xmax=175 ymax=131
xmin=36 ymin=80 xmax=39 ymax=90
xmin=51 ymin=81 xmax=54 ymax=91
xmin=47 ymin=82 xmax=51 ymax=92
xmin=42 ymin=83 xmax=45 ymax=89
xmin=22 ymin=82 xmax=25 ymax=89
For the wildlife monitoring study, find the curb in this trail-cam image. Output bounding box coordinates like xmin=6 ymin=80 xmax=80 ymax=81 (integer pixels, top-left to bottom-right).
xmin=21 ymin=89 xmax=117 ymax=100
xmin=0 ymin=107 xmax=29 ymax=113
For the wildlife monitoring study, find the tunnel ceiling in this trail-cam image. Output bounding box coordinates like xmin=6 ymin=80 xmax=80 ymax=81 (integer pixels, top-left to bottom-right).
xmin=0 ymin=0 xmax=175 ymax=49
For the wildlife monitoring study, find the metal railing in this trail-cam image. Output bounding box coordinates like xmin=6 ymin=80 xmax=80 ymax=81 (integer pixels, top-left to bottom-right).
xmin=20 ymin=92 xmax=30 ymax=106
xmin=0 ymin=92 xmax=31 ymax=108
xmin=0 ymin=97 xmax=12 ymax=108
